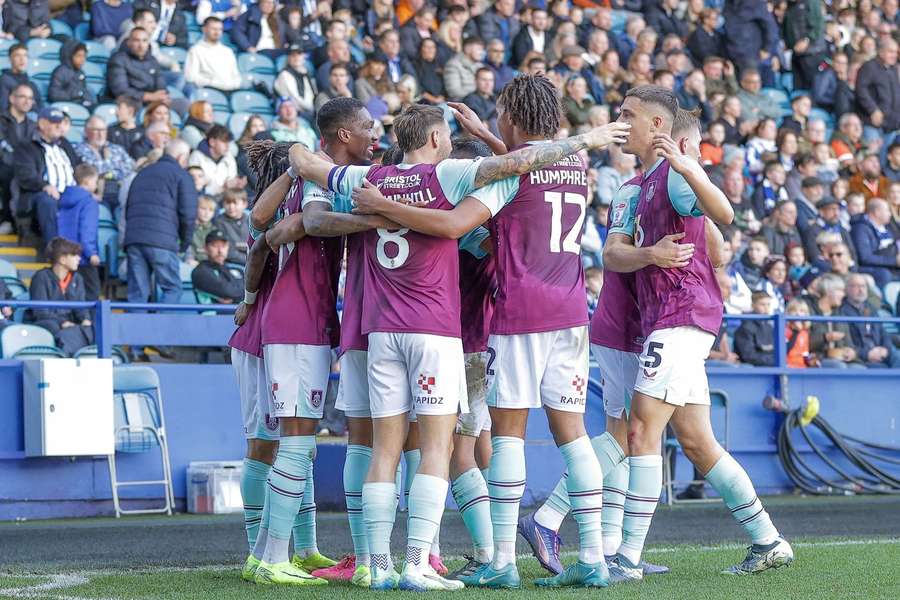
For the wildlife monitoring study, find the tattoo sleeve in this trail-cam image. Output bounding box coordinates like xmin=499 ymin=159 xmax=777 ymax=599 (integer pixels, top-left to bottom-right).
xmin=303 ymin=202 xmax=392 ymax=237
xmin=473 ymin=135 xmax=589 ymax=188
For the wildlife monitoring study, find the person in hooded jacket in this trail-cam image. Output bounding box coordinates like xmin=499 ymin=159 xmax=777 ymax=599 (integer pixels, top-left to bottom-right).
xmin=48 ymin=40 xmax=97 ymax=110
xmin=56 ymin=164 xmax=102 ymax=300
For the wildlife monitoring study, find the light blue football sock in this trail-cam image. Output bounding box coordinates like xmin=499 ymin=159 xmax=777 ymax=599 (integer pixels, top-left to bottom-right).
xmin=344 ymin=445 xmax=372 ymax=564
xmin=293 ymin=457 xmax=318 ymax=556
xmin=561 ymin=436 xmax=605 ymax=564
xmin=451 ymin=467 xmax=493 ymax=563
xmin=363 ymin=481 xmax=398 ymax=573
xmin=602 ymin=457 xmax=629 ymax=556
xmin=261 ymin=435 xmax=314 ymax=565
xmin=488 ymin=436 xmax=526 ymax=569
xmin=619 ymin=454 xmax=662 ymax=565
xmin=403 ymin=449 xmax=421 ymax=509
xmin=241 ymin=458 xmax=270 ymax=552
xmin=705 ymin=453 xmax=779 ymax=546
xmin=405 ymin=474 xmax=448 ymax=572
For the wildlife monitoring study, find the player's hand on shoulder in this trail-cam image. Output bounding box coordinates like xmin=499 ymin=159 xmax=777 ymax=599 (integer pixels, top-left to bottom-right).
xmin=584 ymin=121 xmax=631 ymax=149
xmin=651 ymin=231 xmax=695 ymax=269
xmin=351 ymin=179 xmax=389 ymax=215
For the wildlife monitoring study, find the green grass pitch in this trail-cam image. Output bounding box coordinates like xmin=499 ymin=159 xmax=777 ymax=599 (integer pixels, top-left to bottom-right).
xmin=2 ymin=538 xmax=898 ymax=600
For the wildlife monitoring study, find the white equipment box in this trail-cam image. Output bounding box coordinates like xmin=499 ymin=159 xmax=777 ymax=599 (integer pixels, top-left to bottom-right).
xmin=23 ymin=358 xmax=115 ymax=457
xmin=186 ymin=461 xmax=244 ymax=514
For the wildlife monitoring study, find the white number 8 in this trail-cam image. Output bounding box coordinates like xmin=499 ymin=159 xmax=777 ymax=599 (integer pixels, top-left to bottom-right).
xmin=376 ymin=228 xmax=410 ymax=269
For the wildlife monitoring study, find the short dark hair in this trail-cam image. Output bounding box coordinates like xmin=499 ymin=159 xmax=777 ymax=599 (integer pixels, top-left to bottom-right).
xmin=527 ymin=57 xmax=547 ymax=70
xmin=382 ymin=144 xmax=404 ymax=165
xmin=451 ymin=136 xmax=492 ymax=160
xmin=9 ymin=43 xmax=26 ymax=55
xmin=475 ymin=67 xmax=494 ymax=79
xmin=795 ymin=152 xmax=815 ymax=167
xmin=116 ymin=94 xmax=141 ymax=115
xmin=329 ymin=62 xmax=349 ymax=75
xmin=133 ymin=8 xmax=154 ymax=22
xmin=496 ymin=74 xmax=562 ymax=138
xmin=751 ymin=290 xmax=772 ymax=304
xmin=463 ymin=36 xmax=485 ymax=48
xmin=203 ymin=16 xmax=223 ymax=27
xmin=652 ymin=69 xmax=674 ymax=83
xmin=207 ymin=124 xmax=232 ymax=142
xmin=393 ymin=104 xmax=446 ymax=153
xmin=46 ymin=237 xmax=82 ymax=263
xmin=763 ymin=159 xmax=783 ymax=174
xmin=74 ymin=163 xmax=98 ymax=185
xmin=129 ymin=26 xmax=149 ymax=37
xmin=316 ymin=97 xmax=366 ymax=142
xmin=672 ymin=108 xmax=701 ymax=138
xmin=624 ymin=85 xmax=678 ymax=120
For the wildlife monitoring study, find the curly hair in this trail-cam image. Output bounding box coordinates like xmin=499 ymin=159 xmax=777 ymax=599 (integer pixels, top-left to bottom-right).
xmin=246 ymin=140 xmax=293 ymax=208
xmin=496 ymin=74 xmax=563 ymax=139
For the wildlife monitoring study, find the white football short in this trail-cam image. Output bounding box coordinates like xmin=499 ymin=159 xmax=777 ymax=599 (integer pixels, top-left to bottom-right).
xmin=367 ymin=332 xmax=468 ymax=419
xmin=231 ymin=349 xmax=280 ymax=440
xmin=633 ymin=326 xmax=715 ymax=406
xmin=486 ymin=326 xmax=589 ymax=413
xmin=591 ymin=344 xmax=639 ymax=420
xmin=457 ymin=351 xmax=492 ymax=437
xmin=263 ymin=343 xmax=333 ymax=419
xmin=336 ymin=350 xmax=371 ymax=418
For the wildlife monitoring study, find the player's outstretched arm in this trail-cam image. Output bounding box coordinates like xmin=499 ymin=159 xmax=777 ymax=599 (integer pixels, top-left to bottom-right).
xmin=603 ymin=230 xmax=696 ymax=273
xmin=351 ymin=180 xmax=490 ymax=239
xmin=705 ymin=217 xmax=727 ymax=269
xmin=234 ymin=239 xmax=271 ymax=326
xmin=448 ymin=102 xmax=508 ymax=155
xmin=249 ymin=171 xmax=293 ymax=231
xmin=303 ymin=200 xmax=398 ymax=237
xmin=472 ymin=122 xmax=630 ymax=188
xmin=653 ymin=133 xmax=734 ymax=226
xmin=265 ymin=212 xmax=306 ymax=248
xmin=288 ymin=143 xmax=338 ymax=189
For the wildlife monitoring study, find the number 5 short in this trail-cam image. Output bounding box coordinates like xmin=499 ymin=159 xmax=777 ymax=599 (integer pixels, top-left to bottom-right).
xmin=633 ymin=326 xmax=715 ymax=407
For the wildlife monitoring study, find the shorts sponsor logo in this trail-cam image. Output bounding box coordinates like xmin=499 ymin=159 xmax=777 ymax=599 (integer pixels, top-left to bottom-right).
xmin=559 ymin=395 xmax=585 ymax=406
xmin=572 ymin=375 xmax=586 ymax=394
xmin=415 ymin=395 xmax=445 ymax=405
xmin=417 ymin=374 xmax=436 ymax=394
xmin=310 ymin=389 xmax=323 ymax=408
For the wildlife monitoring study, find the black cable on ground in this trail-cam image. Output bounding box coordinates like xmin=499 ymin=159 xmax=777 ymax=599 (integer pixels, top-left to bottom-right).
xmin=776 ymin=404 xmax=900 ymax=495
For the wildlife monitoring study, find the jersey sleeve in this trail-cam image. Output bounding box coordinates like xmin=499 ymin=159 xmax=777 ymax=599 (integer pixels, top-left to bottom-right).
xmin=608 ymin=183 xmax=641 ymax=237
xmin=667 ymin=169 xmax=704 ymax=217
xmin=465 ymin=176 xmax=519 ymax=216
xmin=435 ymin=158 xmax=484 ymax=204
xmin=458 ymin=226 xmax=490 ymax=259
xmin=327 ymin=165 xmax=373 ymax=199
xmin=301 ymin=180 xmax=335 ymax=209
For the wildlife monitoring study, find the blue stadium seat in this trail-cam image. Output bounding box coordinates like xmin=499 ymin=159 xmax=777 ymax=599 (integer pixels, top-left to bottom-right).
xmin=0 ymin=258 xmax=17 ymax=279
xmin=93 ymin=103 xmax=118 ymax=126
xmin=184 ymin=12 xmax=199 ymax=30
xmin=238 ymin=52 xmax=276 ymax=76
xmin=192 ymin=88 xmax=230 ymax=112
xmin=97 ymin=224 xmax=119 ymax=284
xmin=50 ymin=19 xmax=74 ymax=38
xmin=187 ymin=30 xmax=202 ymax=45
xmin=0 ymin=56 xmax=9 ymax=71
xmin=0 ymin=38 xmax=16 ymax=55
xmin=809 ymin=107 xmax=835 ymax=129
xmin=74 ymin=345 xmax=130 ymax=364
xmin=1 ymin=276 xmax=27 ymax=300
xmin=83 ymin=40 xmax=111 ymax=65
xmin=65 ymin=126 xmax=84 ymax=144
xmin=159 ymin=46 xmax=187 ymax=66
xmin=241 ymin=72 xmax=274 ymax=93
xmin=27 ymin=38 xmax=62 ymax=60
xmin=82 ymin=61 xmax=105 ymax=96
xmin=1 ymin=324 xmax=56 ymax=359
xmin=26 ymin=58 xmax=55 ymax=82
xmin=213 ymin=110 xmax=232 ymax=126
xmin=610 ymin=10 xmax=627 ymax=34
xmin=230 ymin=90 xmax=273 ymax=115
xmin=761 ymin=87 xmax=790 ymax=111
xmin=53 ymin=102 xmax=91 ymax=128
xmin=74 ymin=22 xmax=91 ymax=41
xmin=275 ymin=54 xmax=287 ymax=72
xmin=166 ymin=85 xmax=186 ymax=100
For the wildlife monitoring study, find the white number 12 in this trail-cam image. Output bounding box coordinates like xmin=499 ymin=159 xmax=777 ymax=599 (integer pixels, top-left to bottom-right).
xmin=544 ymin=192 xmax=586 ymax=254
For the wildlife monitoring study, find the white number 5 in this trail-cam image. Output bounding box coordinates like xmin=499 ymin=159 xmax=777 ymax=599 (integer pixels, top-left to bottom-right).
xmin=544 ymin=192 xmax=586 ymax=254
xmin=376 ymin=228 xmax=410 ymax=269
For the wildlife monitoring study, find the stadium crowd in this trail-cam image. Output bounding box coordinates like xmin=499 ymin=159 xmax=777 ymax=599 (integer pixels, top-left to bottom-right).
xmin=0 ymin=0 xmax=899 ymax=364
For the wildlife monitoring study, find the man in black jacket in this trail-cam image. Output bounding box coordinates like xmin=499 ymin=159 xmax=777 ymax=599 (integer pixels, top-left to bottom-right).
xmin=191 ymin=229 xmax=244 ymax=303
xmin=0 ymin=83 xmax=35 ymax=229
xmin=134 ymin=0 xmax=188 ymax=48
xmin=124 ymin=139 xmax=196 ymax=304
xmin=511 ymin=6 xmax=552 ymax=68
xmin=839 ymin=273 xmax=900 ymax=368
xmin=107 ymin=27 xmax=170 ymax=105
xmin=646 ymin=0 xmax=689 ymax=45
xmin=461 ymin=68 xmax=497 ymax=124
xmin=14 ymin=107 xmax=81 ymax=245
xmin=855 ymin=39 xmax=900 ymax=134
xmin=28 ymin=237 xmax=94 ymax=356
xmin=1 ymin=0 xmax=51 ymax=42
xmin=0 ymin=43 xmax=43 ymax=113
xmin=734 ymin=291 xmax=777 ymax=366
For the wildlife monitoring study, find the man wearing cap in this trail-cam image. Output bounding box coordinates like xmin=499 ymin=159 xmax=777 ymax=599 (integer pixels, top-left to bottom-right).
xmin=803 ymin=196 xmax=858 ymax=264
xmin=184 ymin=16 xmax=243 ymax=93
xmin=552 ymin=45 xmax=604 ymax=103
xmin=191 ymin=229 xmax=244 ymax=303
xmin=270 ymin=97 xmax=317 ymax=149
xmin=794 ymin=175 xmax=825 ymax=235
xmin=14 ymin=107 xmax=81 ymax=245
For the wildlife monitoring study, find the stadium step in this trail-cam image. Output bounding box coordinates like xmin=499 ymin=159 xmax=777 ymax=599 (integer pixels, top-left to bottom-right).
xmin=0 ymin=246 xmax=38 ymax=261
xmin=13 ymin=262 xmax=50 ymax=278
xmin=0 ymin=234 xmax=19 ymax=247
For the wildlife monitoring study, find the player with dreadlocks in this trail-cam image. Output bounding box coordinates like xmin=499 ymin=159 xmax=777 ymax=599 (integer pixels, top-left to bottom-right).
xmin=348 ymin=74 xmax=631 ymax=589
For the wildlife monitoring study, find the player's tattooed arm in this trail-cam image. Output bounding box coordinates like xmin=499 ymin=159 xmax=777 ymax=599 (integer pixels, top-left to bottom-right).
xmin=351 ymin=180 xmax=490 ymax=239
xmin=303 ymin=201 xmax=398 ymax=237
xmin=250 ymin=172 xmax=293 ymax=232
xmin=653 ymin=133 xmax=734 ymax=226
xmin=472 ymin=122 xmax=631 ymax=188
xmin=265 ymin=212 xmax=306 ymax=250
xmin=705 ymin=217 xmax=728 ymax=269
xmin=603 ymin=229 xmax=696 ymax=273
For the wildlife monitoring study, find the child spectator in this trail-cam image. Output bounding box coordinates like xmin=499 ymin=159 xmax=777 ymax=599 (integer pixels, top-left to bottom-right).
xmin=733 ymin=291 xmax=776 ymax=366
xmin=786 ymin=243 xmax=813 ymax=290
xmin=188 ymin=165 xmax=210 ymax=194
xmin=107 ymin=95 xmax=145 ymax=160
xmin=48 ymin=40 xmax=96 ymax=109
xmin=757 ymin=254 xmax=791 ymax=311
xmin=751 ymin=160 xmax=789 ymax=221
xmin=213 ymin=189 xmax=250 ymax=265
xmin=735 ymin=236 xmax=770 ymax=289
xmin=699 ymin=121 xmax=725 ymax=166
xmin=785 ymin=298 xmax=815 ymax=368
xmin=188 ymin=195 xmax=218 ymax=265
xmin=56 ymin=164 xmax=101 ymax=300
xmin=813 ymin=142 xmax=840 ymax=184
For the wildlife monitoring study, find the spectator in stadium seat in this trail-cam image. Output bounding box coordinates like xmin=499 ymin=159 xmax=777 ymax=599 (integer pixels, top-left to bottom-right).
xmin=411 ymin=38 xmax=447 ymax=105
xmin=757 ymin=255 xmax=791 ymax=311
xmin=16 ymin=107 xmax=81 ymax=245
xmin=376 ymin=30 xmax=413 ymax=85
xmin=784 ymin=298 xmax=815 ymax=368
xmin=553 ymin=46 xmax=605 ymax=104
xmin=855 ymin=39 xmax=900 ymax=136
xmin=119 ymin=9 xmax=184 ymax=91
xmin=813 ymin=52 xmax=854 ymax=118
xmin=353 ymin=57 xmax=394 ymax=106
xmin=687 ymin=8 xmax=724 ymax=63
xmin=191 ymin=229 xmax=244 ymax=303
xmin=511 ymin=6 xmax=552 ymax=67
xmin=0 ymin=83 xmax=35 ymax=230
xmin=1 ymin=0 xmax=50 ymax=42
xmin=28 ymin=237 xmax=94 ymax=356
xmin=830 ymin=113 xmax=864 ymax=168
xmin=74 ymin=116 xmax=135 ymax=210
xmin=785 ymin=152 xmax=818 ymax=202
xmin=48 ymin=41 xmax=96 ymax=110
xmin=56 ymin=164 xmax=101 ymax=300
xmin=676 ymin=69 xmax=714 ymax=125
xmin=803 ymin=196 xmax=857 ymax=265
xmin=751 ymin=161 xmax=789 ymax=221
xmin=0 ymin=278 xmax=12 ymax=330
xmin=195 ymin=0 xmax=244 ymax=32
xmin=184 ymin=16 xmax=243 ymax=93
xmin=737 ymin=67 xmax=783 ymax=124
xmin=124 ymin=139 xmax=197 ymax=304
xmin=850 ymin=198 xmax=900 ymax=289
xmin=134 ymin=0 xmax=189 ymax=48
xmin=595 ymin=148 xmax=636 ymax=206
xmin=849 ymin=152 xmax=891 ymax=204
xmin=780 ymin=93 xmax=812 ymax=136
xmin=736 ymin=236 xmax=770 ymax=289
xmin=280 ymin=6 xmax=316 ymax=53
xmin=180 ymin=101 xmax=216 ymax=150
xmin=561 ymin=74 xmax=595 ymax=130
xmin=484 ymin=38 xmax=514 ymax=94
xmin=107 ymin=27 xmax=171 ymax=106
xmin=315 ymin=39 xmax=357 ymax=92
xmin=399 ymin=2 xmax=437 ymax=61
xmin=212 ymin=188 xmax=249 ymax=265
xmin=91 ymin=0 xmax=133 ymax=50
xmin=313 ymin=63 xmax=353 ymax=113
xmin=444 ymin=36 xmax=485 ymax=101
xmin=840 ymin=273 xmax=900 ymax=368
xmin=722 ymin=0 xmax=779 ymax=82
xmin=647 ymin=0 xmax=689 ymax=42
xmin=884 ymin=142 xmax=900 ymax=183
xmin=734 ymin=291 xmax=776 ymax=366
xmin=274 ymin=45 xmax=317 ymax=119
xmin=702 ymin=56 xmax=739 ymax=99
xmin=476 ymin=0 xmax=518 ymax=49
xmin=0 ymin=44 xmax=42 ymax=113
xmin=809 ymin=274 xmax=863 ymax=368
xmin=462 ymin=67 xmax=497 ymax=125
xmin=270 ymin=96 xmax=317 ymax=149
xmin=188 ymin=124 xmax=243 ymax=197
xmin=107 ymin=95 xmax=146 ymax=160
xmin=782 ymin=0 xmax=826 ymax=91
xmin=762 ymin=201 xmax=803 ymax=257
xmin=231 ymin=0 xmax=281 ymax=57
xmin=187 ymin=195 xmax=217 ymax=265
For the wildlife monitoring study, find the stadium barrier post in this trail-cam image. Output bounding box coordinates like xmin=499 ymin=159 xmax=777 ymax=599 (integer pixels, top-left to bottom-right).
xmin=96 ymin=300 xmax=113 ymax=359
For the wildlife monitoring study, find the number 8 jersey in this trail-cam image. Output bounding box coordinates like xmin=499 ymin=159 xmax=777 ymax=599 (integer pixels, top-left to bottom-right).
xmin=469 ymin=145 xmax=590 ymax=335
